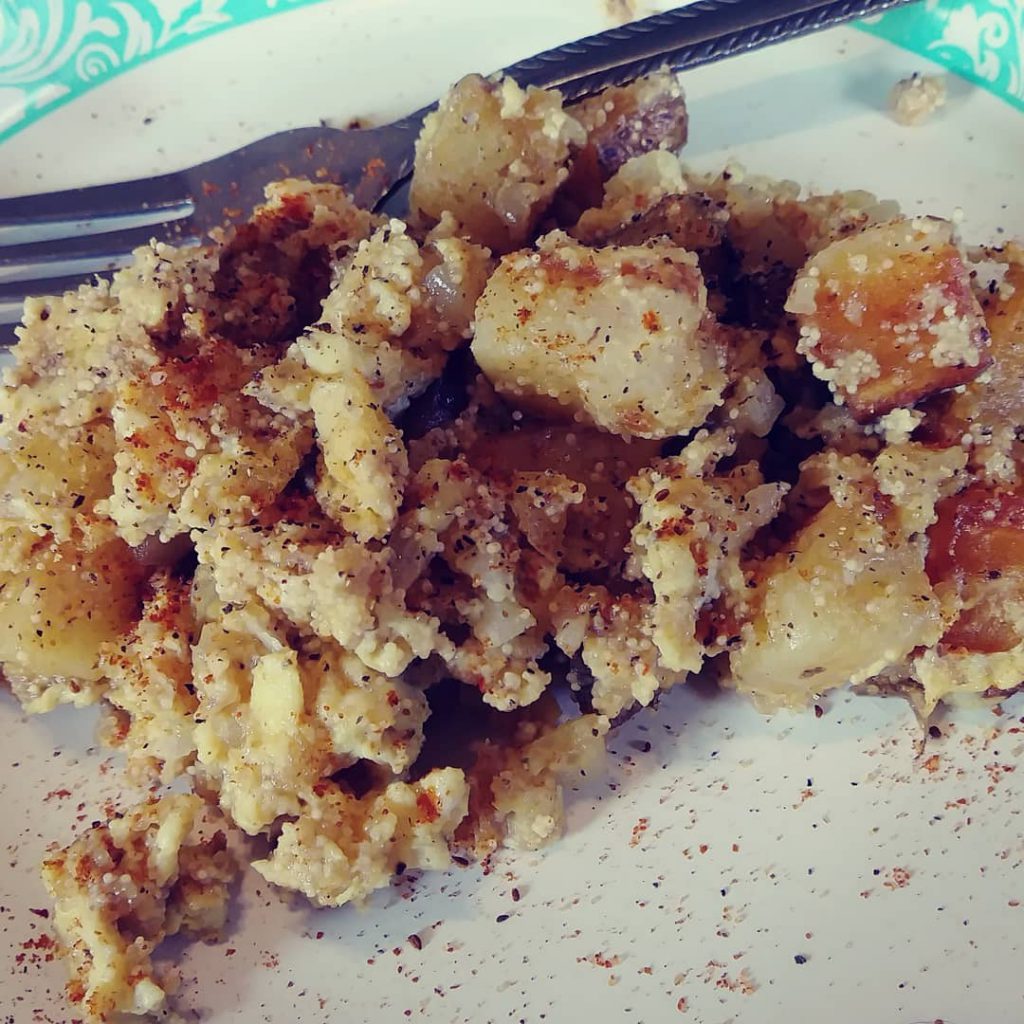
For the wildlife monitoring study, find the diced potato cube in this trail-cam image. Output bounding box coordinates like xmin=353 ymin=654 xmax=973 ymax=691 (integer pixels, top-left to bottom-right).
xmin=729 ymin=499 xmax=942 ymax=707
xmin=934 ymin=247 xmax=1024 ymax=480
xmin=979 ymin=251 xmax=1024 ymax=421
xmin=0 ymin=536 xmax=143 ymax=690
xmin=786 ymin=218 xmax=990 ymax=420
xmin=472 ymin=232 xmax=726 ymax=439
xmin=927 ymin=484 xmax=1024 ymax=653
xmin=0 ymin=420 xmax=115 ymax=546
xmin=410 ymin=74 xmax=585 ymax=253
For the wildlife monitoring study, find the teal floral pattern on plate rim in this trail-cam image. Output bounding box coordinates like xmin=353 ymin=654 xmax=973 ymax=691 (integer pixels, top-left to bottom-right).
xmin=0 ymin=0 xmax=326 ymax=141
xmin=0 ymin=0 xmax=1021 ymax=145
xmin=862 ymin=0 xmax=1024 ymax=112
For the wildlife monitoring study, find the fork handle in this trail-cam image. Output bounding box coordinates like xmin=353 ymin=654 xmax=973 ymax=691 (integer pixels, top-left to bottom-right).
xmin=500 ymin=0 xmax=912 ymax=102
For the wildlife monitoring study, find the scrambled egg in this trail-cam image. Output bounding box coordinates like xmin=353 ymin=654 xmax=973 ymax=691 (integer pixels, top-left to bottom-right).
xmin=5 ymin=68 xmax=1022 ymax=1021
xmin=42 ymin=795 xmax=238 ymax=1021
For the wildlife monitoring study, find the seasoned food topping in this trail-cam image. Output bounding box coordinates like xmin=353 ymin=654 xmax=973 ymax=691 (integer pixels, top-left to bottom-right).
xmin=3 ymin=70 xmax=1020 ymax=1022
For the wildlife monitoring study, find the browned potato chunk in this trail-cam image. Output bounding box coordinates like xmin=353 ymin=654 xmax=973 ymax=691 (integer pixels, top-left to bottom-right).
xmin=977 ymin=249 xmax=1024 ymax=422
xmin=410 ymin=74 xmax=585 ymax=253
xmin=729 ymin=496 xmax=942 ymax=708
xmin=472 ymin=232 xmax=726 ymax=439
xmin=0 ymin=534 xmax=145 ymax=702
xmin=728 ymin=448 xmax=959 ymax=707
xmin=926 ymin=246 xmax=1024 ymax=480
xmin=786 ymin=218 xmax=990 ymax=421
xmin=570 ymin=70 xmax=688 ymax=178
xmin=699 ymin=172 xmax=898 ymax=273
xmin=926 ymin=484 xmax=1024 ymax=654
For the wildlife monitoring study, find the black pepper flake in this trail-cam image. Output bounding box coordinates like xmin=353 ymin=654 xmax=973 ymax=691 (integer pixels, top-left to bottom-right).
xmin=794 ymin=954 xmax=807 ymax=965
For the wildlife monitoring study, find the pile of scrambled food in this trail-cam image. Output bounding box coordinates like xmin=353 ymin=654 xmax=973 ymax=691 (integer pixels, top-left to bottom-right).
xmin=4 ymin=69 xmax=1022 ymax=1020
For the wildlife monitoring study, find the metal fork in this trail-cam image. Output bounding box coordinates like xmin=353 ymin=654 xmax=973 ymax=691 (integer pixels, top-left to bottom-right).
xmin=0 ymin=0 xmax=911 ymax=335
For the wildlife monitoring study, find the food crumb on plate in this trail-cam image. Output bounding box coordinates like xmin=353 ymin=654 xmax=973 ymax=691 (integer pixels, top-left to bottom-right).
xmin=889 ymin=72 xmax=947 ymax=125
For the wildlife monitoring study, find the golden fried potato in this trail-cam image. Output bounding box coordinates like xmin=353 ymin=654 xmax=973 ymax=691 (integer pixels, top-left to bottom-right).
xmin=729 ymin=453 xmax=943 ymax=707
xmin=977 ymin=249 xmax=1024 ymax=422
xmin=410 ymin=74 xmax=585 ymax=252
xmin=699 ymin=171 xmax=899 ymax=272
xmin=472 ymin=232 xmax=726 ymax=439
xmin=571 ymin=150 xmax=687 ymax=244
xmin=0 ymin=533 xmax=144 ymax=705
xmin=927 ymin=246 xmax=1024 ymax=482
xmin=0 ymin=420 xmax=116 ymax=549
xmin=598 ymin=192 xmax=728 ymax=251
xmin=927 ymin=484 xmax=1024 ymax=653
xmin=786 ymin=218 xmax=990 ymax=420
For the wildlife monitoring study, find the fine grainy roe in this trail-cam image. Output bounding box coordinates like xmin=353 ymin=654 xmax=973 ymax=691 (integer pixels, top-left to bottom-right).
xmin=4 ymin=70 xmax=1022 ymax=1020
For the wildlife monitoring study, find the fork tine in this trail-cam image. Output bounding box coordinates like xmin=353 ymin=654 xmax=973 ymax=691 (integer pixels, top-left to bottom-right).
xmin=0 ymin=170 xmax=194 ymax=247
xmin=0 ymin=206 xmax=195 ymax=247
xmin=0 ymin=222 xmax=202 ymax=286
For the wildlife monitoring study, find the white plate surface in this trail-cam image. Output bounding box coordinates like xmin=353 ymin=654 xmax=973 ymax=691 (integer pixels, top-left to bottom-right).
xmin=2 ymin=3 xmax=1023 ymax=1023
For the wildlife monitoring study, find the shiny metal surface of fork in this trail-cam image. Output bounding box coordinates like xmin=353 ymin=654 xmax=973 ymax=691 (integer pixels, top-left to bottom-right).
xmin=0 ymin=0 xmax=912 ymax=335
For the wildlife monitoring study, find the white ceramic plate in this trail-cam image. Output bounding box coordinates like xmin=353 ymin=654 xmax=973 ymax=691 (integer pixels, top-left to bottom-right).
xmin=2 ymin=3 xmax=1023 ymax=1022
